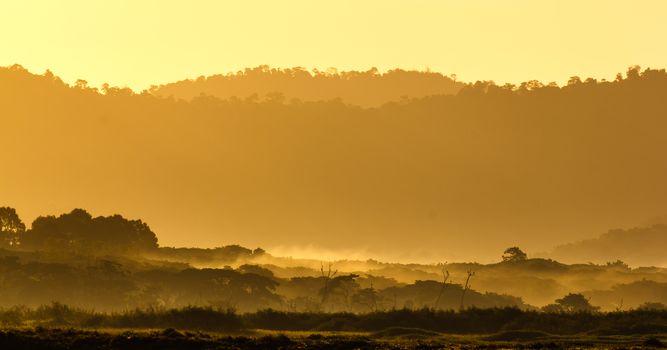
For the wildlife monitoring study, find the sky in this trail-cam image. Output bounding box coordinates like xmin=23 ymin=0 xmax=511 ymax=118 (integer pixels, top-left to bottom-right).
xmin=1 ymin=1 xmax=666 ymax=90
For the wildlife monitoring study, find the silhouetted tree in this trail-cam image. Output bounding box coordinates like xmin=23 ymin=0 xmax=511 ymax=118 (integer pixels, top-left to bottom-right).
xmin=637 ymin=302 xmax=667 ymax=311
xmin=319 ymin=262 xmax=337 ymax=306
xmin=605 ymin=260 xmax=630 ymax=270
xmin=0 ymin=207 xmax=25 ymax=248
xmin=433 ymin=263 xmax=450 ymax=309
xmin=22 ymin=209 xmax=158 ymax=254
xmin=502 ymin=247 xmax=527 ymax=262
xmin=459 ymin=270 xmax=475 ymax=311
xmin=546 ymin=293 xmax=599 ymax=313
xmin=238 ymin=264 xmax=275 ymax=279
xmin=351 ymin=283 xmax=380 ymax=312
xmin=320 ymin=274 xmax=359 ymax=312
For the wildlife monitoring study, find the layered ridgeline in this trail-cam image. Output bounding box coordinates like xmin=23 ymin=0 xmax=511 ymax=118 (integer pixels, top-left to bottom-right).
xmin=2 ymin=207 xmax=667 ymax=312
xmin=148 ymin=66 xmax=463 ymax=107
xmin=2 ymin=65 xmax=667 ymax=263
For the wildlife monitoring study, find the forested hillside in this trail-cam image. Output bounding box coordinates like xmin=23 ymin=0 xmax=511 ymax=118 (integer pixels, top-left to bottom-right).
xmin=148 ymin=66 xmax=463 ymax=107
xmin=2 ymin=65 xmax=666 ymax=263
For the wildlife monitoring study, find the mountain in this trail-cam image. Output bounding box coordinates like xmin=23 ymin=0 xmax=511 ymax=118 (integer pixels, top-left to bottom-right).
xmin=2 ymin=64 xmax=667 ymax=262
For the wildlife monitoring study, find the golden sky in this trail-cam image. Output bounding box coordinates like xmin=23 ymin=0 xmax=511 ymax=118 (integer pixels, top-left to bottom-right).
xmin=2 ymin=0 xmax=666 ymax=90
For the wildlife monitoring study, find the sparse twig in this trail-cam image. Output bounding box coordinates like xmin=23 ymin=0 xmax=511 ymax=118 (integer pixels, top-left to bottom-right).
xmin=434 ymin=263 xmax=450 ymax=309
xmin=459 ymin=270 xmax=475 ymax=311
xmin=320 ymin=262 xmax=337 ymax=307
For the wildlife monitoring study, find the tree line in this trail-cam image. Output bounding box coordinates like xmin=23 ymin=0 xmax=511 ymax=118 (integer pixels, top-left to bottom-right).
xmin=149 ymin=65 xmax=463 ymax=107
xmin=1 ymin=207 xmax=157 ymax=254
xmin=4 ymin=206 xmax=667 ymax=312
xmin=3 ymin=64 xmax=666 ymax=264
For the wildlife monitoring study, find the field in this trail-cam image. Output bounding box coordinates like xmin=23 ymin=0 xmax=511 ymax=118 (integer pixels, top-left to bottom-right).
xmin=1 ymin=327 xmax=666 ymax=349
xmin=2 ymin=306 xmax=667 ymax=349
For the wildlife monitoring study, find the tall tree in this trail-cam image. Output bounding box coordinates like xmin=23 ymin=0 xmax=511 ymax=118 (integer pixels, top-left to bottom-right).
xmin=0 ymin=206 xmax=25 ymax=247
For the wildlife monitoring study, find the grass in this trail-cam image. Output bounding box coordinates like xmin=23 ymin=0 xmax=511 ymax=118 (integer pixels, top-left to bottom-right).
xmin=1 ymin=327 xmax=666 ymax=349
xmin=4 ymin=305 xmax=667 ymax=348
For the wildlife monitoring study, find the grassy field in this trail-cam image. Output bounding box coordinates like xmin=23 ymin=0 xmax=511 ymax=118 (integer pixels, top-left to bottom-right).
xmin=3 ymin=306 xmax=667 ymax=348
xmin=1 ymin=327 xmax=665 ymax=349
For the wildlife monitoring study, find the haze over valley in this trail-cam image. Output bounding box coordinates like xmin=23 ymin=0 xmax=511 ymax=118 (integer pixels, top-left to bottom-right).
xmin=2 ymin=3 xmax=667 ymax=348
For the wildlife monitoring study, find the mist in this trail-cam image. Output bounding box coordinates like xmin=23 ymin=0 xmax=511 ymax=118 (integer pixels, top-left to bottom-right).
xmin=3 ymin=65 xmax=667 ymax=264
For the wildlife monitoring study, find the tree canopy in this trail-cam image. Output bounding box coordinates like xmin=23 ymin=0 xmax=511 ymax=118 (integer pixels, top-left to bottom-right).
xmin=502 ymin=247 xmax=527 ymax=262
xmin=0 ymin=206 xmax=25 ymax=247
xmin=21 ymin=209 xmax=158 ymax=254
xmin=2 ymin=64 xmax=667 ymax=264
xmin=542 ymin=293 xmax=600 ymax=313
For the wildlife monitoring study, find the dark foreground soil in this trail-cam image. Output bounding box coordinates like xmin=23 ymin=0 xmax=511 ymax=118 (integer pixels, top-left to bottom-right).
xmin=1 ymin=327 xmax=665 ymax=349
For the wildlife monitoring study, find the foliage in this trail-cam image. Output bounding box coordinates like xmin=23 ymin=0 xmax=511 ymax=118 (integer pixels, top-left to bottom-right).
xmin=0 ymin=207 xmax=25 ymax=248
xmin=502 ymin=247 xmax=527 ymax=262
xmin=541 ymin=293 xmax=599 ymax=313
xmin=638 ymin=302 xmax=667 ymax=311
xmin=150 ymin=65 xmax=463 ymax=107
xmin=4 ymin=65 xmax=667 ymax=267
xmin=2 ymin=305 xmax=667 ymax=337
xmin=21 ymin=209 xmax=158 ymax=254
xmin=3 ymin=206 xmax=667 ymax=314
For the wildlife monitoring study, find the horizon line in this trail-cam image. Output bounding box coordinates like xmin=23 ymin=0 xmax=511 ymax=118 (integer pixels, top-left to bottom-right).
xmin=3 ymin=62 xmax=656 ymax=93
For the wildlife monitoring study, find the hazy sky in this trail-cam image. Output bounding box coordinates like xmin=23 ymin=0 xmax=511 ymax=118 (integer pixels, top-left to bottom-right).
xmin=2 ymin=1 xmax=666 ymax=90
